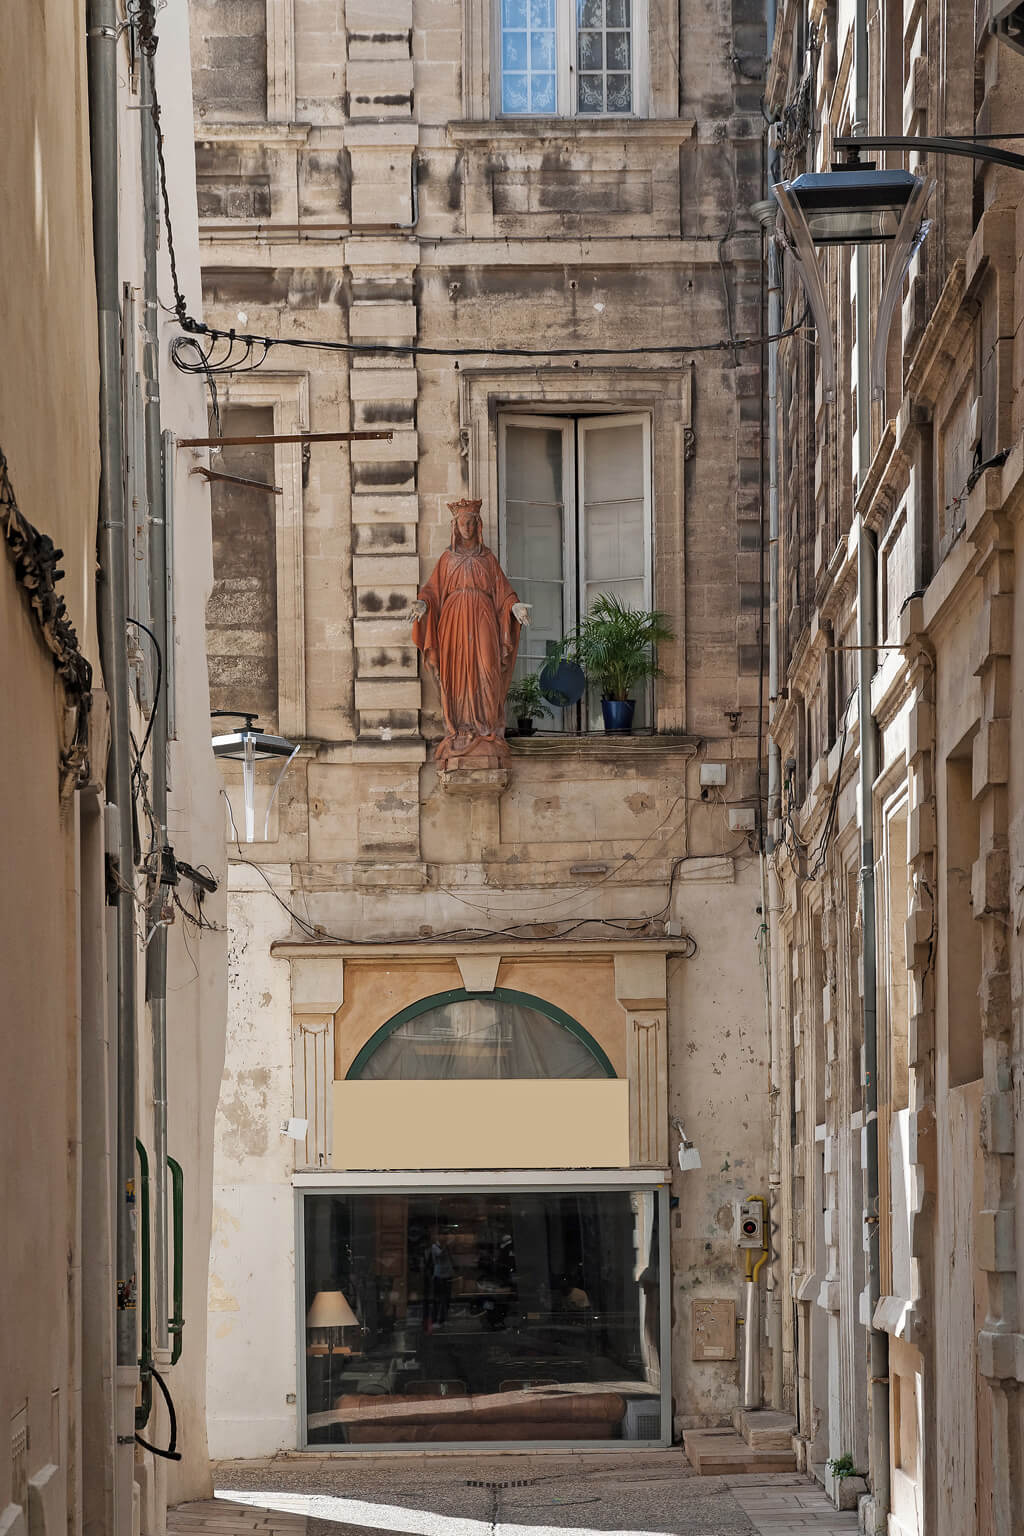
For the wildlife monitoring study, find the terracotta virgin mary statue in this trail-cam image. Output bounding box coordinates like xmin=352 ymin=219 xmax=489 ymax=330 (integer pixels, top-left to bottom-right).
xmin=411 ymin=499 xmax=530 ymax=768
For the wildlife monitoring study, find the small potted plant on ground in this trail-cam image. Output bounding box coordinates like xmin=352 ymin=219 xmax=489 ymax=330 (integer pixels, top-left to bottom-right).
xmin=562 ymin=593 xmax=674 ymax=734
xmin=506 ymin=673 xmax=551 ymax=736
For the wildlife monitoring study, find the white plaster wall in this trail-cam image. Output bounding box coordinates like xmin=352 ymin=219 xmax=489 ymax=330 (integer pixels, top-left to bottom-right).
xmin=109 ymin=3 xmax=229 ymax=1507
xmin=159 ymin=4 xmax=230 ymax=1499
xmin=207 ymin=873 xmax=296 ymax=1458
xmin=668 ymin=858 xmax=773 ymax=1425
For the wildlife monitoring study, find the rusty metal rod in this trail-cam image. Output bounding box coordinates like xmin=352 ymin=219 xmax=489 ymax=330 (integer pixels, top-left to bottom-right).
xmin=177 ymin=430 xmax=393 ymax=447
xmin=190 ymin=466 xmax=282 ymax=493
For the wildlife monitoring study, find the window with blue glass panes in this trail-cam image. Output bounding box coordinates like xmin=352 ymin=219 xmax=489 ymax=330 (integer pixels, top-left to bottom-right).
xmin=498 ymin=0 xmax=636 ymax=115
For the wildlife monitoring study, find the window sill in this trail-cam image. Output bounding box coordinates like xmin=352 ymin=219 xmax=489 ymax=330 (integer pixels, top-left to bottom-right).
xmin=447 ymin=118 xmax=696 ymax=144
xmin=508 ymin=732 xmax=700 ymax=760
xmin=194 ymin=119 xmax=311 ymax=145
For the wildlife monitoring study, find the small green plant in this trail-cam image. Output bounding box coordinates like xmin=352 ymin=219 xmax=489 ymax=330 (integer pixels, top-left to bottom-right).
xmin=827 ymin=1453 xmax=858 ymax=1480
xmin=559 ymin=593 xmax=674 ymax=701
xmin=507 ymin=673 xmax=551 ymax=722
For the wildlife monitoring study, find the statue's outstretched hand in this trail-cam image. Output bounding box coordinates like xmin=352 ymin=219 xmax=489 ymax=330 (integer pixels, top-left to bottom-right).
xmin=410 ymin=598 xmax=428 ymax=621
xmin=512 ymin=602 xmax=532 ymax=626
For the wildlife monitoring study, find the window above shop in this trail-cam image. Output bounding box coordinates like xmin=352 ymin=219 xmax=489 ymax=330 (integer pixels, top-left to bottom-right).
xmin=495 ymin=0 xmax=650 ymax=117
xmin=349 ymin=988 xmax=613 ymax=1080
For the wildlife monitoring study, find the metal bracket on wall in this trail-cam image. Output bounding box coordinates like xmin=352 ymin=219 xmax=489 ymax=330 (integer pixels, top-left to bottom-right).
xmin=176 ymin=430 xmax=393 ymax=448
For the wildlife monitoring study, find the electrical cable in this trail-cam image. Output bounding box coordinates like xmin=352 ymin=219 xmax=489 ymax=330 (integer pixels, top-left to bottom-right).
xmin=125 ymin=616 xmax=163 ymax=767
xmin=222 ymin=792 xmax=698 ymax=951
xmin=168 ymin=313 xmax=815 ymax=376
xmin=134 ymin=1364 xmax=182 ymax=1462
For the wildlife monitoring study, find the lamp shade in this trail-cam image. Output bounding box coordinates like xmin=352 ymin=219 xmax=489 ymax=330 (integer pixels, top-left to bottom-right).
xmin=780 ymin=168 xmax=921 ymax=246
xmin=306 ymin=1289 xmax=357 ymax=1329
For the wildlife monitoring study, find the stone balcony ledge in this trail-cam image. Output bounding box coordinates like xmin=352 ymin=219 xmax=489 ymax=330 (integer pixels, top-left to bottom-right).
xmin=508 ymin=732 xmax=702 ymax=761
xmin=446 ymin=117 xmax=696 ymax=145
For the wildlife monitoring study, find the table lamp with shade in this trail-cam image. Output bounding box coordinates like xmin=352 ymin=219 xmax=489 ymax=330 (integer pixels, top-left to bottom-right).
xmin=307 ymin=1289 xmax=358 ymax=1413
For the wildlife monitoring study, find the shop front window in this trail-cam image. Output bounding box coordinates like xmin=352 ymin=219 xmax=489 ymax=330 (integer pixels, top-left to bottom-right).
xmin=301 ymin=1187 xmax=665 ymax=1446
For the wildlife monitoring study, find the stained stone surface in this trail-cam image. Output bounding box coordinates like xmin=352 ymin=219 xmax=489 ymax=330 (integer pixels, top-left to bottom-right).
xmin=198 ymin=1455 xmax=857 ymax=1535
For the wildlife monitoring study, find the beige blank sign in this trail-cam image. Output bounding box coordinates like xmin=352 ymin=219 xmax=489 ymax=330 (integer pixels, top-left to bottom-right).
xmin=333 ymin=1079 xmax=630 ymax=1169
xmin=692 ymin=1298 xmax=736 ymax=1361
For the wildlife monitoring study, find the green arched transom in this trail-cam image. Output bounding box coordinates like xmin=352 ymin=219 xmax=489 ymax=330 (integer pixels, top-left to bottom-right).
xmin=346 ymin=987 xmax=616 ymax=1080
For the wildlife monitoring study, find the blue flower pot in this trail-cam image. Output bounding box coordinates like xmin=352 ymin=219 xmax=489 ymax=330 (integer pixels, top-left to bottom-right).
xmin=601 ymin=699 xmax=635 ymax=734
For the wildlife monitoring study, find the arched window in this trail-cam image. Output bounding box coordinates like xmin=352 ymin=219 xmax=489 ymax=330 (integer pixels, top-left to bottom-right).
xmin=348 ymin=988 xmax=614 ymax=1081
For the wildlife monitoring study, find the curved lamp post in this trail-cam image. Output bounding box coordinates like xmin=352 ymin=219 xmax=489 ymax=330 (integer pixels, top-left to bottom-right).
xmin=773 ymin=135 xmax=1024 ymax=403
xmin=211 ymin=710 xmax=299 ymax=842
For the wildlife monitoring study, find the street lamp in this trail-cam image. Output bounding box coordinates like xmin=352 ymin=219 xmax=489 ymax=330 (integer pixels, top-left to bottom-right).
xmin=773 ymin=156 xmax=933 ymax=403
xmin=211 ymin=710 xmax=298 ymax=842
xmin=774 ymin=135 xmax=1024 ymax=402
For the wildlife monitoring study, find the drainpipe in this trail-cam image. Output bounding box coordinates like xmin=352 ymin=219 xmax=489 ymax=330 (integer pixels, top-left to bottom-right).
xmin=765 ymin=210 xmax=785 ymax=1414
xmin=754 ymin=166 xmax=785 ymax=1409
xmin=86 ymin=3 xmax=138 ymax=1530
xmin=141 ymin=46 xmax=170 ymax=1362
xmin=853 ymin=0 xmax=891 ymax=1525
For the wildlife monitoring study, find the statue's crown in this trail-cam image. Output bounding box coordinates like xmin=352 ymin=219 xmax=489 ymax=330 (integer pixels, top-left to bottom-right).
xmin=447 ymin=497 xmax=483 ymax=518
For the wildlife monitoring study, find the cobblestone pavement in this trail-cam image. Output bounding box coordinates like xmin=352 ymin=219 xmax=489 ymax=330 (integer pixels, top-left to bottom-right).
xmin=169 ymin=1454 xmax=858 ymax=1536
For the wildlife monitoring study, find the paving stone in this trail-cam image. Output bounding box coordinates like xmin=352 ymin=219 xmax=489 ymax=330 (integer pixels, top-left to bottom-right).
xmin=172 ymin=1453 xmax=863 ymax=1536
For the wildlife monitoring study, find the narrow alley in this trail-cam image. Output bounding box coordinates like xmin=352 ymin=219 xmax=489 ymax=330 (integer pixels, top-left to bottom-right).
xmin=7 ymin=0 xmax=1024 ymax=1531
xmin=172 ymin=1457 xmax=857 ymax=1536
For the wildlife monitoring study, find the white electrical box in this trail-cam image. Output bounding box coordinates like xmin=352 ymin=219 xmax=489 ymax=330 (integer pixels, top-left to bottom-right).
xmin=700 ymin=762 xmax=727 ymax=787
xmin=728 ymin=807 xmax=756 ymax=831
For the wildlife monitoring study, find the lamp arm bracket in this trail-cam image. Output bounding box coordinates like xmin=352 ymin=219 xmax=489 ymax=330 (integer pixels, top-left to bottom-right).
xmin=834 ymin=134 xmax=1024 ymax=174
xmin=870 ymin=176 xmax=936 ymax=400
xmin=773 ymin=181 xmax=837 ymax=402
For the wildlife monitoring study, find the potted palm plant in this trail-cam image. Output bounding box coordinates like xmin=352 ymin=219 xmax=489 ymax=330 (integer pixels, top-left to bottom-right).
xmin=506 ymin=673 xmax=551 ymax=736
xmin=562 ymin=594 xmax=674 ymax=734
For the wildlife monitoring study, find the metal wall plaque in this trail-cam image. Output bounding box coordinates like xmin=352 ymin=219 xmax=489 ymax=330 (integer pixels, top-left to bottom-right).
xmin=692 ymin=1298 xmax=736 ymax=1360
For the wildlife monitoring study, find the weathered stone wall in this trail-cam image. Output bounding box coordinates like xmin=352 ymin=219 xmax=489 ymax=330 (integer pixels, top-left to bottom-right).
xmin=765 ymin=0 xmax=1024 ymax=1526
xmin=193 ymin=0 xmax=775 ymax=1450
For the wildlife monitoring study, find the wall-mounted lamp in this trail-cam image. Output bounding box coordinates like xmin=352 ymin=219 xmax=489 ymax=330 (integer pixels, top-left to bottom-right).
xmin=773 ymin=156 xmax=933 ymax=403
xmin=211 ymin=710 xmax=299 ymax=843
xmin=773 ymin=134 xmax=1024 ymax=404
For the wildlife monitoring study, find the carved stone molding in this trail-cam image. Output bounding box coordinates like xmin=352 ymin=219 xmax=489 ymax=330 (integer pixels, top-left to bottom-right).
xmin=614 ymin=952 xmax=669 ymax=1166
xmin=438 ymin=765 xmax=509 ymax=797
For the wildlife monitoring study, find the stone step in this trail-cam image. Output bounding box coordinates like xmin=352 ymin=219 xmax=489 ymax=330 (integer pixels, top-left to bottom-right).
xmin=168 ymin=1501 xmax=306 ymax=1536
xmin=683 ymin=1426 xmax=797 ymax=1476
xmin=732 ymin=1407 xmax=798 ymax=1451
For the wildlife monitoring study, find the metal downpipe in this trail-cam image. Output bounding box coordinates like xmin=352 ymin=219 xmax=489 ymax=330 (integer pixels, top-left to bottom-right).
xmin=141 ymin=46 xmax=170 ymax=1360
xmin=86 ymin=2 xmax=138 ymax=1527
xmin=853 ymin=0 xmax=891 ymax=1510
xmin=755 ymin=189 xmax=785 ymax=1409
xmin=764 ymin=215 xmax=785 ymax=1413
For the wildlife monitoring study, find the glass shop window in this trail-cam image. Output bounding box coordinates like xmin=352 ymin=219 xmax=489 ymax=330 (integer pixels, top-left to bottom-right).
xmin=301 ymin=1188 xmax=665 ymax=1446
xmin=499 ymin=411 xmax=653 ymax=726
xmin=353 ymin=994 xmax=609 ymax=1080
xmin=496 ymin=0 xmax=649 ymax=117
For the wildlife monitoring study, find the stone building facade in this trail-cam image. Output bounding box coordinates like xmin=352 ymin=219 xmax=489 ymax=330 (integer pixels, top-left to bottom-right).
xmin=190 ymin=0 xmax=777 ymax=1453
xmin=1 ymin=7 xmax=225 ymax=1535
xmin=764 ymin=0 xmax=1024 ymax=1529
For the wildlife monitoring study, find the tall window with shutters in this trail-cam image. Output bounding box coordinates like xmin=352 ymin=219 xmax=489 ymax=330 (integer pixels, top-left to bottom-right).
xmin=498 ymin=412 xmax=653 ymax=728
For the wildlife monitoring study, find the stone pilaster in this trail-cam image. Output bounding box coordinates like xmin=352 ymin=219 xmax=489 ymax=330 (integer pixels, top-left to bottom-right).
xmin=967 ymin=486 xmax=1019 ymax=1530
xmin=615 ymin=953 xmax=669 ymax=1167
